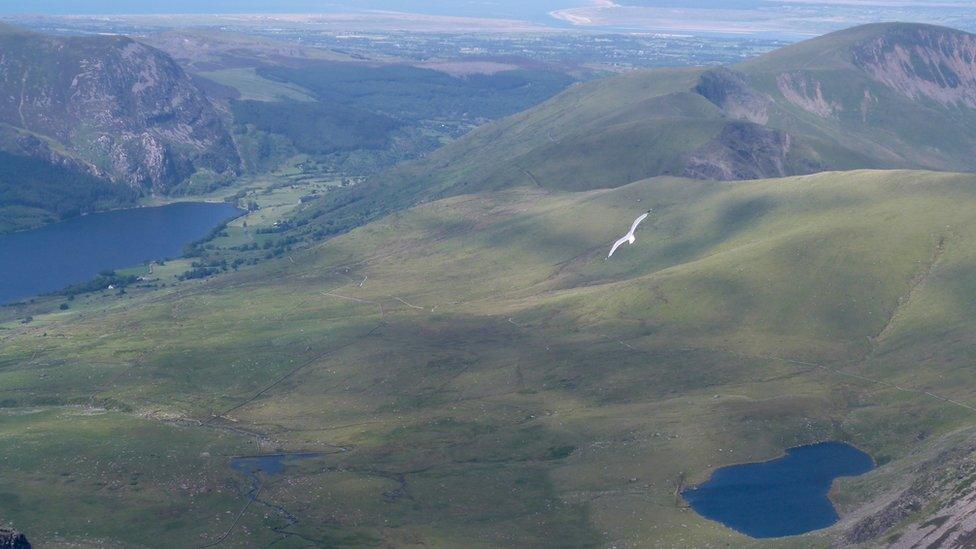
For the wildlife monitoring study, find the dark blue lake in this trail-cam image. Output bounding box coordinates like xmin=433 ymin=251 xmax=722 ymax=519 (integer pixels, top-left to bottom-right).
xmin=0 ymin=202 xmax=241 ymax=304
xmin=682 ymin=441 xmax=874 ymax=538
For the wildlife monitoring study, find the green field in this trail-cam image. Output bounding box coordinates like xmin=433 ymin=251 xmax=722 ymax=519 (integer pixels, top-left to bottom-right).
xmin=196 ymin=68 xmax=316 ymax=102
xmin=5 ymin=169 xmax=976 ymax=545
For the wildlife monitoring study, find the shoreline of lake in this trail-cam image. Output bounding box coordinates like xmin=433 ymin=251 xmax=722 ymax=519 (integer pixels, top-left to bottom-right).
xmin=681 ymin=440 xmax=875 ymax=539
xmin=0 ymin=202 xmax=243 ymax=304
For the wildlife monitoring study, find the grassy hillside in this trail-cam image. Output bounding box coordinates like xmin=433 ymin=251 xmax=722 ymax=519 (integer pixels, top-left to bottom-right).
xmin=5 ymin=169 xmax=976 ymax=545
xmin=289 ymin=68 xmax=720 ymax=237
xmin=196 ymin=68 xmax=316 ymax=102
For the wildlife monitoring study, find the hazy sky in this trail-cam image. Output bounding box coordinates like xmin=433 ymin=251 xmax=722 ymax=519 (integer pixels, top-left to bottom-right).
xmin=0 ymin=1 xmax=584 ymax=18
xmin=6 ymin=0 xmax=976 ymax=16
xmin=5 ymin=0 xmax=976 ymax=38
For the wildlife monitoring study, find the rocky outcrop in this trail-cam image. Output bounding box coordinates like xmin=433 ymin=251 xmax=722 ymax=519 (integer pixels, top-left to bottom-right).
xmin=0 ymin=528 xmax=30 ymax=549
xmin=846 ymin=490 xmax=924 ymax=544
xmin=683 ymin=122 xmax=810 ymax=181
xmin=694 ymin=67 xmax=772 ymax=124
xmin=0 ymin=25 xmax=240 ymax=193
xmin=845 ymin=437 xmax=976 ymax=547
xmin=852 ymin=25 xmax=976 ymax=109
xmin=776 ymin=72 xmax=840 ymax=118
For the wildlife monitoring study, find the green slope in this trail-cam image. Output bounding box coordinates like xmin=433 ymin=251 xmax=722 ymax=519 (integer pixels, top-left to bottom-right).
xmin=5 ymin=169 xmax=976 ymax=545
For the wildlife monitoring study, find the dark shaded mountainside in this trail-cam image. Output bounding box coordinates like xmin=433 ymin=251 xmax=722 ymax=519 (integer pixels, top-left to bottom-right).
xmin=0 ymin=23 xmax=239 ymax=232
xmin=299 ymin=22 xmax=976 ymax=234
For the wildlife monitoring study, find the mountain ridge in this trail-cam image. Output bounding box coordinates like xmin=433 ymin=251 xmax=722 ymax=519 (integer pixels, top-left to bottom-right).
xmin=296 ymin=22 xmax=976 ymax=239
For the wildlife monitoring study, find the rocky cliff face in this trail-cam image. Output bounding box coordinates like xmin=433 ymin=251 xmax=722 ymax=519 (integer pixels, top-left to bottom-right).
xmin=775 ymin=71 xmax=841 ymax=118
xmin=0 ymin=24 xmax=240 ymax=193
xmin=694 ymin=68 xmax=771 ymax=125
xmin=852 ymin=25 xmax=976 ymax=109
xmin=0 ymin=528 xmax=30 ymax=549
xmin=686 ymin=23 xmax=976 ymax=180
xmin=683 ymin=122 xmax=812 ymax=181
xmin=843 ymin=432 xmax=976 ymax=547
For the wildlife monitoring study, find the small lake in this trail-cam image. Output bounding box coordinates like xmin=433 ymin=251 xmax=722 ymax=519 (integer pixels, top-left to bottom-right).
xmin=682 ymin=441 xmax=874 ymax=538
xmin=229 ymin=453 xmax=322 ymax=479
xmin=0 ymin=202 xmax=241 ymax=304
xmin=230 ymin=453 xmax=322 ymax=495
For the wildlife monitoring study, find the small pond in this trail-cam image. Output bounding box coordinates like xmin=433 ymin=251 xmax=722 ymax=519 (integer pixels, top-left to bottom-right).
xmin=229 ymin=453 xmax=322 ymax=482
xmin=682 ymin=441 xmax=874 ymax=538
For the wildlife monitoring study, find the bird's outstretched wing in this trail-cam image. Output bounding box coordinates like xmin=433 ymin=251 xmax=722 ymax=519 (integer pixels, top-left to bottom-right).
xmin=628 ymin=212 xmax=650 ymax=236
xmin=607 ymin=235 xmax=630 ymax=259
xmin=608 ymin=210 xmax=652 ymax=260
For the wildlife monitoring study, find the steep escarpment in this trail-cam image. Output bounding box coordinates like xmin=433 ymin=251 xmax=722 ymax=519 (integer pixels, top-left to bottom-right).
xmin=388 ymin=22 xmax=976 ymax=191
xmin=851 ymin=24 xmax=976 ymax=109
xmin=738 ymin=22 xmax=976 ymax=172
xmin=774 ymin=71 xmax=841 ymax=118
xmin=843 ymin=429 xmax=976 ymax=547
xmin=683 ymin=122 xmax=819 ymax=181
xmin=0 ymin=24 xmax=239 ymax=193
xmin=694 ymin=67 xmax=771 ymax=125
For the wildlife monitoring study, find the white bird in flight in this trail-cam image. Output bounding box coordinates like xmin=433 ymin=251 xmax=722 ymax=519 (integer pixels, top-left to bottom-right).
xmin=606 ymin=210 xmax=651 ymax=259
